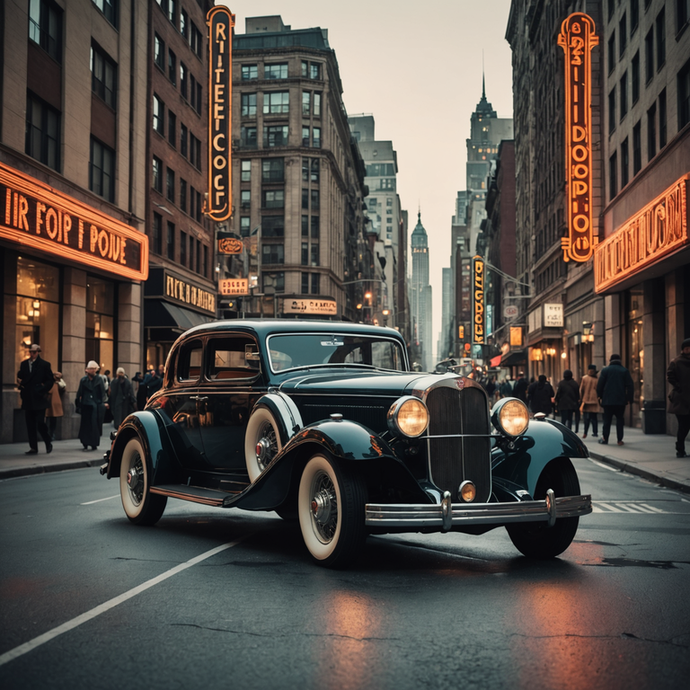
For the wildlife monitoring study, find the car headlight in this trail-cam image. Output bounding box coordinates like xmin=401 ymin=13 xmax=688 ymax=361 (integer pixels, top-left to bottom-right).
xmin=491 ymin=398 xmax=529 ymax=438
xmin=387 ymin=396 xmax=429 ymax=438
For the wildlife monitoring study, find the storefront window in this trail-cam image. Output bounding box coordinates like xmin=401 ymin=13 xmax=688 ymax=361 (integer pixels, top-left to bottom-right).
xmin=627 ymin=288 xmax=644 ymax=428
xmin=86 ymin=276 xmax=115 ymax=376
xmin=15 ymin=257 xmax=60 ymax=376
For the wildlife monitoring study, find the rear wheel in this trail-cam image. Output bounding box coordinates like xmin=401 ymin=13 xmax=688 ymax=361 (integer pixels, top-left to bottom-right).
xmin=506 ymin=458 xmax=580 ymax=559
xmin=119 ymin=436 xmax=167 ymax=526
xmin=298 ymin=453 xmax=366 ymax=568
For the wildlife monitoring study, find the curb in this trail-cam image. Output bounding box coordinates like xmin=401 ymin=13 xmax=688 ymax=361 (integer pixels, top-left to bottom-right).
xmin=0 ymin=458 xmax=104 ymax=480
xmin=588 ymin=450 xmax=690 ymax=495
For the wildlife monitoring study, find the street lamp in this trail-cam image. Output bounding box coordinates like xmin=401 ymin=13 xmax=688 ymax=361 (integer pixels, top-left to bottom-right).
xmin=382 ymin=308 xmax=390 ymax=327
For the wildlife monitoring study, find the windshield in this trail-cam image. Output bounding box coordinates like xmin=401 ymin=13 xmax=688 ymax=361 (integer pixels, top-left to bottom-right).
xmin=267 ymin=333 xmax=407 ymax=373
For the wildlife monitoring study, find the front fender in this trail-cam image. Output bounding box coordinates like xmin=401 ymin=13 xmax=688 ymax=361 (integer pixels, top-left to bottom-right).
xmin=491 ymin=417 xmax=588 ymax=499
xmin=253 ymin=391 xmax=303 ymax=445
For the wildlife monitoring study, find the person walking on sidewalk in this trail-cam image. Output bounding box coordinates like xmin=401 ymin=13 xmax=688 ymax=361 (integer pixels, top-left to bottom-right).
xmin=16 ymin=343 xmax=54 ymax=455
xmin=555 ymin=370 xmax=580 ymax=429
xmin=596 ymin=354 xmax=634 ymax=446
xmin=45 ymin=371 xmax=66 ymax=440
xmin=527 ymin=375 xmax=555 ymax=416
xmin=666 ymin=337 xmax=690 ymax=458
xmin=109 ymin=368 xmax=136 ymax=428
xmin=75 ymin=360 xmax=107 ymax=451
xmin=580 ymin=364 xmax=601 ymax=438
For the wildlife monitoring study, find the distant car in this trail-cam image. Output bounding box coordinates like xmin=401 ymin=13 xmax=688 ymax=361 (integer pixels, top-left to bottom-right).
xmin=101 ymin=320 xmax=592 ymax=568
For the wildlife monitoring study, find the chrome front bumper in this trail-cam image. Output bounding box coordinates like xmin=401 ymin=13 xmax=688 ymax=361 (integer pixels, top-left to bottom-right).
xmin=365 ymin=490 xmax=592 ymax=532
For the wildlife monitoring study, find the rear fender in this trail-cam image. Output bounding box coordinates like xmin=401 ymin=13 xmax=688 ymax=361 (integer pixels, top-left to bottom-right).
xmin=491 ymin=417 xmax=588 ymax=498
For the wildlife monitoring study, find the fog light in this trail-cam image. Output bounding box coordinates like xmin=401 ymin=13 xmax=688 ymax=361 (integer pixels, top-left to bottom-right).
xmin=459 ymin=480 xmax=476 ymax=502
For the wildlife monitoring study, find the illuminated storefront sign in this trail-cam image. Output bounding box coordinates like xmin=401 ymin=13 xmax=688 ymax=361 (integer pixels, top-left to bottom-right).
xmin=472 ymin=256 xmax=485 ymax=344
xmin=558 ymin=13 xmax=599 ymax=263
xmin=510 ymin=327 xmax=523 ymax=347
xmin=219 ymin=278 xmax=248 ymax=296
xmin=0 ymin=162 xmax=148 ymax=281
xmin=206 ymin=5 xmax=235 ymax=221
xmin=165 ymin=272 xmax=216 ymax=313
xmin=283 ymin=298 xmax=337 ymax=316
xmin=218 ymin=236 xmax=243 ymax=254
xmin=594 ymin=175 xmax=689 ymax=292
xmin=544 ymin=303 xmax=564 ymax=327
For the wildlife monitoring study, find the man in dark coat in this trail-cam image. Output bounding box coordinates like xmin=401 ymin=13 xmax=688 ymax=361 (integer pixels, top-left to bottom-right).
xmin=667 ymin=337 xmax=690 ymax=458
xmin=512 ymin=372 xmax=529 ymax=403
xmin=109 ymin=367 xmax=136 ymax=428
xmin=596 ymin=354 xmax=634 ymax=446
xmin=527 ymin=375 xmax=555 ymax=416
xmin=555 ymin=370 xmax=580 ymax=429
xmin=75 ymin=360 xmax=107 ymax=451
xmin=17 ymin=344 xmax=54 ymax=455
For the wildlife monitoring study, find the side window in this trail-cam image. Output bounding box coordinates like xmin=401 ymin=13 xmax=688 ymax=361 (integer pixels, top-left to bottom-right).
xmin=207 ymin=336 xmax=259 ymax=380
xmin=175 ymin=339 xmax=203 ymax=382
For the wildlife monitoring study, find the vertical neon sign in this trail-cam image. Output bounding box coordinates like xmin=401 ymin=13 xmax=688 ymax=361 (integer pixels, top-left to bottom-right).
xmin=472 ymin=256 xmax=485 ymax=345
xmin=558 ymin=13 xmax=598 ymax=263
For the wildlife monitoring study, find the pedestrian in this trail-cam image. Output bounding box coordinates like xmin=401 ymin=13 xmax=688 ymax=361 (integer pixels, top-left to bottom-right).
xmin=555 ymin=370 xmax=580 ymax=429
xmin=147 ymin=364 xmax=165 ymax=397
xmin=75 ymin=360 xmax=107 ymax=451
xmin=485 ymin=374 xmax=497 ymax=400
xmin=16 ymin=343 xmax=54 ymax=455
xmin=500 ymin=375 xmax=515 ymax=398
xmin=596 ymin=354 xmax=634 ymax=445
xmin=132 ymin=371 xmax=147 ymax=410
xmin=45 ymin=371 xmax=66 ymax=440
xmin=580 ymin=364 xmax=601 ymax=438
xmin=666 ymin=337 xmax=690 ymax=458
xmin=527 ymin=374 xmax=555 ymax=416
xmin=109 ymin=367 xmax=136 ymax=428
xmin=513 ymin=372 xmax=529 ymax=403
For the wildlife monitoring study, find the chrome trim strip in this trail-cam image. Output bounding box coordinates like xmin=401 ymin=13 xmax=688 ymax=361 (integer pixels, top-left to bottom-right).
xmin=364 ymin=494 xmax=592 ymax=529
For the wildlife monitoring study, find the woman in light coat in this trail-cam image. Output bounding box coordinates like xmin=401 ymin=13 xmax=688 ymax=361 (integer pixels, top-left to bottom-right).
xmin=579 ymin=364 xmax=601 ymax=438
xmin=45 ymin=371 xmax=66 ymax=440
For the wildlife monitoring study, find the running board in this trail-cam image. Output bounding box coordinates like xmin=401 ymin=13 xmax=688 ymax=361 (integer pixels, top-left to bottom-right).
xmin=151 ymin=484 xmax=238 ymax=507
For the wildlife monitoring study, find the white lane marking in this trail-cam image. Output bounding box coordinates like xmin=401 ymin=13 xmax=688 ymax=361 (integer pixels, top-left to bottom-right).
xmin=592 ymin=502 xmax=677 ymax=515
xmin=638 ymin=503 xmax=666 ymax=513
xmin=81 ymin=494 xmax=120 ymax=505
xmin=0 ymin=539 xmax=244 ymax=668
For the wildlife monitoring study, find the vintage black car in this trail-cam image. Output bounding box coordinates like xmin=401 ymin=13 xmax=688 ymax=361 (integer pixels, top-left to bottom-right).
xmin=101 ymin=320 xmax=592 ymax=568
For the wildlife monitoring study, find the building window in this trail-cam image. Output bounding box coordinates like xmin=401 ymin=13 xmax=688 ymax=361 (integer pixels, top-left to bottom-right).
xmin=190 ymin=22 xmax=202 ymax=57
xmin=620 ymin=72 xmax=628 ymax=120
xmin=608 ymin=88 xmax=616 ymax=134
xmin=180 ymin=7 xmax=188 ymax=38
xmin=263 ymin=91 xmax=289 ymax=115
xmin=659 ymin=89 xmax=667 ymax=148
xmin=679 ymin=58 xmax=690 ymax=129
xmin=180 ymin=62 xmax=188 ymax=100
xmin=166 ymin=167 xmax=175 ymax=203
xmin=29 ymin=0 xmax=62 ymax=62
xmin=25 ymin=93 xmax=60 ymax=171
xmin=242 ymin=64 xmax=258 ymax=80
xmin=241 ymin=160 xmax=251 ymax=182
xmin=678 ymin=0 xmax=690 ymax=34
xmin=621 ymin=138 xmax=629 ymax=188
xmin=633 ymin=120 xmax=642 ymax=174
xmin=241 ymin=93 xmax=257 ymax=117
xmin=190 ymin=75 xmax=202 ymax=114
xmin=168 ymin=49 xmax=176 ymax=85
xmin=645 ymin=28 xmax=654 ymax=83
xmin=302 ymin=189 xmax=309 ymax=210
xmin=152 ymin=155 xmax=162 ymax=193
xmin=632 ymin=51 xmax=640 ymax=103
xmin=262 ymin=216 xmax=284 ymax=237
xmin=265 ymin=63 xmax=288 ymax=80
xmin=301 ymin=61 xmax=321 ymax=80
xmin=180 ymin=123 xmax=188 ymax=157
xmin=190 ymin=134 xmax=201 ymax=170
xmin=311 ymin=215 xmax=319 ymax=239
xmin=619 ymin=13 xmax=627 ymax=56
xmin=301 ymin=216 xmax=309 ymax=237
xmin=311 ymin=190 xmax=320 ymax=210
xmin=310 ymin=244 xmax=319 ymax=266
xmin=264 ymin=125 xmax=288 ymax=147
xmin=314 ymin=93 xmax=322 ymax=117
xmin=313 ymin=127 xmax=321 ymax=148
xmin=167 ymin=221 xmax=175 ymax=260
xmin=91 ymin=44 xmax=117 ymax=109
xmin=262 ymin=272 xmax=284 ymax=293
xmin=241 ymin=126 xmax=257 ymax=148
xmin=301 ymin=273 xmax=309 ymax=294
xmin=262 ymin=244 xmax=284 ymax=265
xmin=180 ymin=178 xmax=187 ymax=212
xmin=609 ymin=151 xmax=618 ymax=200
xmin=631 ymin=0 xmax=639 ymax=34
xmin=302 ymin=92 xmax=311 ymax=117
xmin=153 ymin=94 xmax=164 ymax=135
xmin=180 ymin=231 xmax=187 ymax=267
xmin=302 ymin=126 xmax=310 ymax=146
xmin=240 ymin=190 xmax=251 ymax=209
xmin=168 ymin=111 xmax=176 ymax=147
xmin=154 ymin=34 xmax=165 ymax=70
xmin=92 ymin=0 xmax=118 ymax=28
xmin=311 ymin=273 xmax=320 ymax=295
xmin=647 ymin=103 xmax=657 ymax=160
xmin=262 ymin=190 xmax=284 ymax=209
xmin=656 ymin=7 xmax=666 ymax=69
xmin=240 ymin=217 xmax=250 ymax=237
xmin=167 ymin=0 xmax=176 ymax=24
xmin=301 ymin=242 xmax=308 ymax=265
xmin=152 ymin=212 xmax=162 ymax=255
xmin=262 ymin=159 xmax=284 ymax=182
xmin=89 ymin=137 xmax=115 ymax=202
xmin=608 ymin=31 xmax=616 ymax=74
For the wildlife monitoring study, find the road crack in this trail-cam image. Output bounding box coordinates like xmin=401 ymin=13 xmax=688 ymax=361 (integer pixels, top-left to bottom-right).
xmin=510 ymin=631 xmax=690 ymax=649
xmin=170 ymin=623 xmax=399 ymax=642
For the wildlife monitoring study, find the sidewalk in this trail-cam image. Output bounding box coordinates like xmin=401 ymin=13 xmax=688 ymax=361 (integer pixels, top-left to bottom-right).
xmin=1 ymin=426 xmax=689 ymax=494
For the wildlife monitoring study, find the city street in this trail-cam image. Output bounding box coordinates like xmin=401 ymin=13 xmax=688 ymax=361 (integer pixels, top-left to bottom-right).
xmin=1 ymin=457 xmax=689 ymax=690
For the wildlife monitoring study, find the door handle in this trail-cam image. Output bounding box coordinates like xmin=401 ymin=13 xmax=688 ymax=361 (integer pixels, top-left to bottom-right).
xmin=190 ymin=395 xmax=208 ymax=401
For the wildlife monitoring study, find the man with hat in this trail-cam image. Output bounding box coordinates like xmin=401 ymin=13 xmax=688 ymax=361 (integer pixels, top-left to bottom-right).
xmin=16 ymin=343 xmax=54 ymax=454
xmin=596 ymin=354 xmax=634 ymax=445
xmin=579 ymin=364 xmax=601 ymax=438
xmin=667 ymin=337 xmax=690 ymax=458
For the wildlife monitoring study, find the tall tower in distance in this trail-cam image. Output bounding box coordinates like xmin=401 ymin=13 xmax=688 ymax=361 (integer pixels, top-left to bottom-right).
xmin=411 ymin=211 xmax=433 ymax=371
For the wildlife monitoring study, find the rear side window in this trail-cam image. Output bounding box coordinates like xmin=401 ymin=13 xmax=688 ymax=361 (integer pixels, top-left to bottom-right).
xmin=175 ymin=339 xmax=203 ymax=382
xmin=206 ymin=336 xmax=259 ymax=380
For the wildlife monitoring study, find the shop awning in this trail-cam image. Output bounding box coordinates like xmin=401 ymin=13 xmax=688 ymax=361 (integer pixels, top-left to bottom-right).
xmin=144 ymin=299 xmax=214 ymax=332
xmin=490 ymin=355 xmax=502 ymax=368
xmin=501 ymin=349 xmax=527 ymax=367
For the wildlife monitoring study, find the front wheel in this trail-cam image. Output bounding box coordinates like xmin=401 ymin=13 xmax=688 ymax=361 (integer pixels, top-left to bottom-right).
xmin=506 ymin=457 xmax=580 ymax=559
xmin=298 ymin=453 xmax=366 ymax=568
xmin=119 ymin=436 xmax=167 ymax=526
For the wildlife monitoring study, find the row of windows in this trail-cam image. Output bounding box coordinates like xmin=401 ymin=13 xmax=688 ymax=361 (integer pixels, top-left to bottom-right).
xmin=257 ymin=242 xmax=321 ymax=268
xmin=608 ymin=5 xmax=667 ymax=79
xmin=152 ymin=95 xmax=202 ymax=168
xmin=239 ymin=158 xmax=320 ymax=186
xmin=155 ymin=0 xmax=203 ymax=58
xmin=152 ymin=156 xmax=203 ymax=221
xmin=240 ymin=91 xmax=322 ymax=118
xmin=241 ymin=61 xmax=322 ymax=81
xmin=154 ymin=34 xmax=202 ymax=113
xmin=152 ymin=212 xmax=208 ymax=275
xmin=238 ymin=187 xmax=321 ymax=212
xmin=240 ymin=125 xmax=322 ymax=149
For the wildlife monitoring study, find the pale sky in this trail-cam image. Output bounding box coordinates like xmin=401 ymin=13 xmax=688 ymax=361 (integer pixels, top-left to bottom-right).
xmin=222 ymin=0 xmax=515 ymax=357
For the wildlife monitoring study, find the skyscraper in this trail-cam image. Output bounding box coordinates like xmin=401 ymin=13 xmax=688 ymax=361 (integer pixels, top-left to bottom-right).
xmin=410 ymin=212 xmax=432 ymax=370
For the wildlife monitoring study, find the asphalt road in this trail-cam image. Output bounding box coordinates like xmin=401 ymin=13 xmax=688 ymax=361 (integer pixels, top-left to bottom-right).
xmin=1 ymin=457 xmax=689 ymax=690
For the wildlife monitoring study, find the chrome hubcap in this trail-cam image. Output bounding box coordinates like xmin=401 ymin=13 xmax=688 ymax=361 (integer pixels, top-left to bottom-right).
xmin=255 ymin=422 xmax=278 ymax=471
xmin=310 ymin=471 xmax=337 ymax=542
xmin=126 ymin=454 xmax=144 ymax=505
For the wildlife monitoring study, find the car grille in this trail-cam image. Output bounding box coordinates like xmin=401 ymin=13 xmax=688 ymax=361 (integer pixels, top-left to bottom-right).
xmin=426 ymin=385 xmax=491 ymax=502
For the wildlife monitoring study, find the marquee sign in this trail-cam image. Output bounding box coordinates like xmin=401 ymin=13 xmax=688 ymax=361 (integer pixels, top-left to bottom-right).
xmin=594 ymin=176 xmax=689 ymax=293
xmin=558 ymin=13 xmax=599 ymax=263
xmin=206 ymin=6 xmax=235 ymax=221
xmin=0 ymin=162 xmax=148 ymax=281
xmin=472 ymin=256 xmax=485 ymax=345
xmin=283 ymin=298 xmax=337 ymax=316
xmin=219 ymin=278 xmax=248 ymax=296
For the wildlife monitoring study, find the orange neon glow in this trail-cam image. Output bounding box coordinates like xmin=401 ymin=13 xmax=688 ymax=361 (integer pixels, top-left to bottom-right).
xmin=558 ymin=13 xmax=599 ymax=263
xmin=473 ymin=256 xmax=485 ymax=345
xmin=594 ymin=175 xmax=689 ymax=293
xmin=206 ymin=6 xmax=235 ymax=222
xmin=0 ymin=162 xmax=148 ymax=281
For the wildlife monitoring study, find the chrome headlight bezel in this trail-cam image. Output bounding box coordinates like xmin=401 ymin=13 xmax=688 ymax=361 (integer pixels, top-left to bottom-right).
xmin=387 ymin=396 xmax=429 ymax=438
xmin=491 ymin=397 xmax=529 ymax=438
